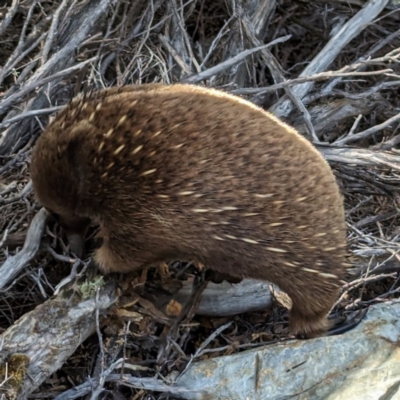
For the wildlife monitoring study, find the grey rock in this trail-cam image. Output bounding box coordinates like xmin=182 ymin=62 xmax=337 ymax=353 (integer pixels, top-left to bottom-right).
xmin=173 ymin=302 xmax=400 ymax=400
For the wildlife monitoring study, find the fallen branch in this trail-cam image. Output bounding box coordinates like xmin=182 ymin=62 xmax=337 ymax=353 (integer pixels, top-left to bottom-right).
xmin=0 ymin=207 xmax=49 ymax=291
xmin=0 ymin=58 xmax=96 ymax=116
xmin=230 ymin=69 xmax=395 ymax=96
xmin=0 ymin=278 xmax=118 ymax=399
xmin=316 ymin=144 xmax=400 ymax=172
xmin=269 ymin=0 xmax=390 ymax=118
xmin=336 ymin=111 xmax=400 ymax=145
xmin=53 ymin=373 xmax=203 ymax=400
xmin=0 ymin=180 xmax=32 ymax=206
xmin=180 ymin=35 xmax=291 ymax=84
xmin=0 ymin=0 xmax=19 ymax=37
xmin=0 ymin=106 xmax=62 ymax=130
xmin=0 ymin=0 xmax=114 ymax=156
xmin=173 ymin=278 xmax=272 ymax=317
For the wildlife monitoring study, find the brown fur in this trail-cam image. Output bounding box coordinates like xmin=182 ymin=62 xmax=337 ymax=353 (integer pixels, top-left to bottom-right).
xmin=30 ymin=83 xmax=348 ymax=337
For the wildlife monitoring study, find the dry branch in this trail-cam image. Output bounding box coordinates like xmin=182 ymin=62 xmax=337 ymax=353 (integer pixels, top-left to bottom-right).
xmin=0 ymin=58 xmax=96 ymax=117
xmin=0 ymin=0 xmax=113 ymax=156
xmin=0 ymin=106 xmax=62 ymax=130
xmin=316 ymin=145 xmax=400 ymax=171
xmin=291 ymin=95 xmax=386 ymax=138
xmin=174 ymin=279 xmax=272 ymax=317
xmin=0 ymin=0 xmax=19 ymax=37
xmin=0 ymin=208 xmax=49 ymax=291
xmin=336 ymin=111 xmax=400 ymax=145
xmin=52 ymin=373 xmax=202 ymax=400
xmin=180 ymin=36 xmax=291 ymax=84
xmin=230 ymin=69 xmax=397 ymax=96
xmin=0 ymin=278 xmax=118 ymax=399
xmin=269 ymin=0 xmax=390 ymax=118
xmin=0 ymin=180 xmax=32 ymax=206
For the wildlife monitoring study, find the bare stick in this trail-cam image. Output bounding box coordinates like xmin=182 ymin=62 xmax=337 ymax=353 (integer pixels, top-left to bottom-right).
xmin=180 ymin=35 xmax=291 ymax=84
xmin=349 ymin=114 xmax=363 ymax=136
xmin=0 ymin=0 xmax=19 ymax=37
xmin=0 ymin=0 xmax=114 ymax=156
xmin=0 ymin=181 xmax=17 ymax=196
xmin=269 ymin=0 xmax=389 ymax=118
xmin=240 ymin=14 xmax=319 ymax=142
xmin=0 ymin=32 xmax=47 ymax=86
xmin=0 ymin=208 xmax=49 ymax=291
xmin=88 ymin=289 xmax=107 ymax=400
xmin=282 ymin=84 xmax=319 ymax=142
xmin=178 ymin=322 xmax=233 ymax=379
xmin=316 ymin=144 xmax=400 ymax=171
xmin=0 ymin=1 xmax=39 ymax=86
xmin=23 ymin=0 xmax=112 ymax=85
xmin=200 ymin=15 xmax=234 ymax=68
xmin=0 ymin=58 xmax=96 ymax=116
xmin=0 ymin=180 xmax=32 ymax=206
xmin=0 ymin=106 xmax=62 ymax=130
xmin=230 ymin=69 xmax=394 ymax=95
xmin=53 ymin=373 xmax=202 ymax=399
xmin=293 ymin=95 xmax=385 ymax=139
xmin=159 ymin=34 xmax=192 ymax=75
xmin=41 ymin=0 xmax=70 ymax=65
xmin=336 ymin=111 xmax=400 ymax=145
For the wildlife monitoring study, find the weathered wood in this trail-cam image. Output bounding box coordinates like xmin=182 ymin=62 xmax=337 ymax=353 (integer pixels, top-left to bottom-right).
xmin=0 ymin=279 xmax=118 ymax=399
xmin=0 ymin=208 xmax=49 ymax=291
xmin=0 ymin=0 xmax=114 ymax=156
xmin=174 ymin=278 xmax=272 ymax=317
xmin=269 ymin=0 xmax=390 ymax=118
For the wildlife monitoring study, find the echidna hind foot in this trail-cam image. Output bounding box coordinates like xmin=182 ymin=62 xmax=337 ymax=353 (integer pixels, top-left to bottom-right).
xmin=289 ymin=307 xmax=332 ymax=338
